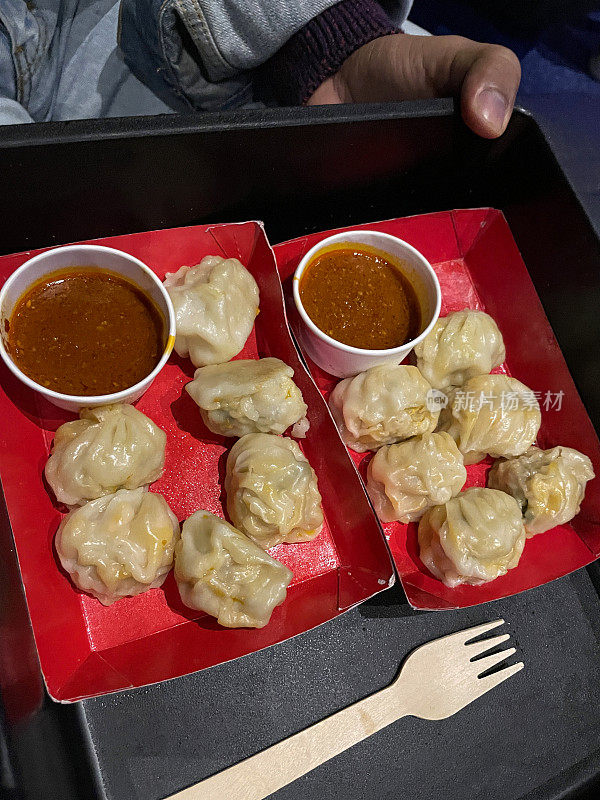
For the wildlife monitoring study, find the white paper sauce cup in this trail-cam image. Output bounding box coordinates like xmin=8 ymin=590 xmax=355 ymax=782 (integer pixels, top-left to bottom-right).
xmin=293 ymin=231 xmax=441 ymax=378
xmin=0 ymin=245 xmax=176 ymax=412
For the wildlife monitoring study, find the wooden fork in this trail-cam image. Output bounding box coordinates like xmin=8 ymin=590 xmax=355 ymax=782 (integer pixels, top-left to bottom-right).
xmin=168 ymin=619 xmax=523 ymax=800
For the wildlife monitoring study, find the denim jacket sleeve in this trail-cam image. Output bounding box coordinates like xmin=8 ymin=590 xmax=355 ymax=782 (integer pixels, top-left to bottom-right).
xmin=117 ymin=0 xmax=346 ymax=110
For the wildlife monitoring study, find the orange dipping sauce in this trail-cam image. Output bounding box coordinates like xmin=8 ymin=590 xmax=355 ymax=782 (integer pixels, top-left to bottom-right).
xmin=299 ymin=244 xmax=421 ymax=350
xmin=6 ymin=268 xmax=165 ymax=396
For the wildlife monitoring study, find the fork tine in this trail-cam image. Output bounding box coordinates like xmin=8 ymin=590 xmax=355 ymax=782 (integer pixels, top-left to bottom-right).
xmin=451 ymin=618 xmax=505 ymax=645
xmin=475 ymin=661 xmax=524 ymax=695
xmin=466 ymin=633 xmax=510 ymax=657
xmin=472 ymin=647 xmax=516 ymax=675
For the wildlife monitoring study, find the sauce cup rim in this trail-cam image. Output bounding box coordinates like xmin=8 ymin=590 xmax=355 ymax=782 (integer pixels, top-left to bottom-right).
xmin=292 ymin=231 xmax=442 ymax=357
xmin=0 ymin=244 xmax=176 ymax=405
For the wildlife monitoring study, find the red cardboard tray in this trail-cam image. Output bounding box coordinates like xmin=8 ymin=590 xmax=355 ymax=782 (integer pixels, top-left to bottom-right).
xmin=274 ymin=209 xmax=600 ymax=610
xmin=0 ymin=222 xmax=394 ymax=702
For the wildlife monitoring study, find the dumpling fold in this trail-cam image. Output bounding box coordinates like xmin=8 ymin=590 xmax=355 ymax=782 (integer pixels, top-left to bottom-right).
xmin=329 ymin=364 xmax=439 ymax=453
xmin=438 ymin=374 xmax=541 ymax=464
xmin=226 ymin=433 xmax=323 ymax=549
xmin=45 ymin=404 xmax=166 ymax=506
xmin=164 ymin=256 xmax=259 ymax=367
xmin=174 ymin=510 xmax=292 ymax=628
xmin=56 ymin=487 xmax=179 ymax=605
xmin=186 ymin=358 xmax=308 ymax=438
xmin=418 ymin=487 xmax=526 ymax=587
xmin=367 ymin=432 xmax=466 ymax=523
xmin=488 ymin=446 xmax=594 ymax=535
xmin=414 ymin=309 xmax=505 ymax=390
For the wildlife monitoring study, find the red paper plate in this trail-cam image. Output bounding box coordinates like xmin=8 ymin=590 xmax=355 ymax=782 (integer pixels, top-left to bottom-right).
xmin=274 ymin=209 xmax=600 ymax=610
xmin=0 ymin=221 xmax=394 ymax=702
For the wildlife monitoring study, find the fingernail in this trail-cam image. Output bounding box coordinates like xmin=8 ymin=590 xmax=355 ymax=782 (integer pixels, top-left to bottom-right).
xmin=476 ymin=88 xmax=509 ymax=134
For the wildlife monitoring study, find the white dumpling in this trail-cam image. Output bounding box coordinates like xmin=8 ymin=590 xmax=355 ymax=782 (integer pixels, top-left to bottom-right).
xmin=55 ymin=488 xmax=180 ymax=605
xmin=185 ymin=358 xmax=308 ymax=438
xmin=328 ymin=364 xmax=439 ymax=453
xmin=414 ymin=309 xmax=505 ymax=390
xmin=438 ymin=373 xmax=541 ymax=465
xmin=488 ymin=446 xmax=594 ymax=536
xmin=164 ymin=255 xmax=259 ymax=367
xmin=45 ymin=404 xmax=166 ymax=506
xmin=418 ymin=487 xmax=526 ymax=587
xmin=225 ymin=433 xmax=324 ymax=549
xmin=174 ymin=510 xmax=293 ymax=628
xmin=367 ymin=432 xmax=467 ymax=523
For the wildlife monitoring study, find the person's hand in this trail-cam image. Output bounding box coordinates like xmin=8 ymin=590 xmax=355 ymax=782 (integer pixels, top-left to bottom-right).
xmin=307 ymin=34 xmax=521 ymax=139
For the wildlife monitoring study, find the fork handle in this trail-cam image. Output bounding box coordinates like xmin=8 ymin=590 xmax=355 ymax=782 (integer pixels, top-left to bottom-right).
xmin=168 ymin=686 xmax=408 ymax=800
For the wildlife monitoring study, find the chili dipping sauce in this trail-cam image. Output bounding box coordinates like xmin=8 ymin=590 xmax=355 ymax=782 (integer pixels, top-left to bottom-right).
xmin=6 ymin=268 xmax=166 ymax=396
xmin=299 ymin=244 xmax=422 ymax=350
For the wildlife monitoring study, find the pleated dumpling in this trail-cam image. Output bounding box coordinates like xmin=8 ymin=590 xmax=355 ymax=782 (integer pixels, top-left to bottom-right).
xmin=439 ymin=373 xmax=541 ymax=465
xmin=164 ymin=256 xmax=259 ymax=367
xmin=45 ymin=404 xmax=166 ymax=506
xmin=174 ymin=511 xmax=293 ymax=628
xmin=418 ymin=487 xmax=526 ymax=587
xmin=414 ymin=309 xmax=505 ymax=390
xmin=225 ymin=433 xmax=324 ymax=549
xmin=488 ymin=446 xmax=594 ymax=536
xmin=186 ymin=358 xmax=308 ymax=438
xmin=328 ymin=364 xmax=439 ymax=453
xmin=55 ymin=488 xmax=179 ymax=605
xmin=367 ymin=432 xmax=467 ymax=523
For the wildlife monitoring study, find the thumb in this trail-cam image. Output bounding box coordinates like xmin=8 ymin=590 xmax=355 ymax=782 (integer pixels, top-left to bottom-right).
xmin=449 ymin=37 xmax=522 ymax=138
xmin=338 ymin=34 xmax=521 ymax=138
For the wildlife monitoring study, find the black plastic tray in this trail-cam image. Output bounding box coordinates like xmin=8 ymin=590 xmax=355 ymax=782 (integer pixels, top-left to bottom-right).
xmin=2 ymin=100 xmax=600 ymax=800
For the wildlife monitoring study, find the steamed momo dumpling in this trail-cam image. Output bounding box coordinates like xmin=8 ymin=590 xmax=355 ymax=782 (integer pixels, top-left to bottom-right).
xmin=439 ymin=373 xmax=541 ymax=465
xmin=367 ymin=432 xmax=467 ymax=523
xmin=328 ymin=364 xmax=439 ymax=453
xmin=45 ymin=404 xmax=166 ymax=506
xmin=226 ymin=433 xmax=324 ymax=549
xmin=55 ymin=488 xmax=179 ymax=605
xmin=414 ymin=309 xmax=505 ymax=390
xmin=186 ymin=358 xmax=308 ymax=438
xmin=488 ymin=446 xmax=594 ymax=536
xmin=174 ymin=510 xmax=293 ymax=628
xmin=418 ymin=487 xmax=526 ymax=587
xmin=164 ymin=256 xmax=259 ymax=367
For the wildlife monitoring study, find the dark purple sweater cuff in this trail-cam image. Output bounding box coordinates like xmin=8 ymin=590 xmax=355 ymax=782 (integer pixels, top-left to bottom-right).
xmin=264 ymin=0 xmax=398 ymax=106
